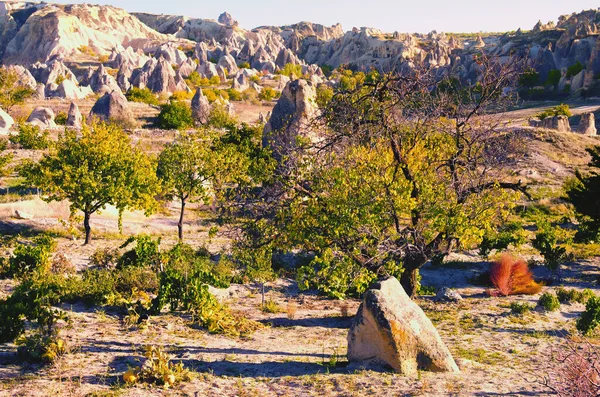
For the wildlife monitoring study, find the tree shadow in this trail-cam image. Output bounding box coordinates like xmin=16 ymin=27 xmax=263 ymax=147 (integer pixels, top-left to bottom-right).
xmin=261 ymin=316 xmax=353 ymax=329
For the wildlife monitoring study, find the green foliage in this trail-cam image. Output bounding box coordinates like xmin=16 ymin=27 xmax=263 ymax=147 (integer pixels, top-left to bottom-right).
xmin=258 ymin=86 xmax=279 ymax=101
xmin=518 ymin=69 xmax=540 ymax=88
xmin=260 ymin=299 xmax=283 ymax=313
xmin=316 ymin=84 xmax=334 ymax=108
xmin=185 ymin=71 xmax=209 ymax=88
xmin=227 ymin=89 xmax=243 ymax=101
xmin=157 ymin=101 xmax=194 ymax=130
xmin=319 ymin=64 xmax=333 ymax=77
xmin=533 ymin=223 xmax=569 ymax=271
xmin=279 ymin=63 xmax=303 ymax=79
xmin=566 ymin=146 xmax=600 ymax=242
xmin=117 ymin=235 xmax=162 ymax=269
xmin=10 ymin=124 xmax=50 ymax=149
xmin=538 ymin=292 xmax=560 ymax=311
xmin=576 ymin=296 xmax=600 ymax=335
xmin=510 ymin=302 xmax=533 ymax=315
xmin=545 ymin=69 xmax=561 ymax=87
xmin=209 ymin=76 xmax=221 ymax=86
xmin=21 ymin=121 xmax=159 ymax=244
xmin=54 ymin=111 xmax=68 ymax=126
xmin=238 ymin=62 xmax=250 ymax=69
xmin=207 ymin=105 xmax=238 ymax=129
xmin=126 ymin=87 xmax=159 ymax=106
xmin=537 ymin=104 xmax=572 ymax=120
xmin=479 ymin=222 xmax=527 ymax=258
xmin=170 ymin=90 xmax=194 ymax=101
xmin=0 ymin=68 xmax=35 ymax=111
xmin=566 ymin=61 xmax=584 ymax=79
xmin=555 ymin=287 xmax=595 ymax=304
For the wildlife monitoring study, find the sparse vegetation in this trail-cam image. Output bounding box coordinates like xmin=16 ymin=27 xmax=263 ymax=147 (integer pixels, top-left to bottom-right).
xmin=126 ymin=87 xmax=159 ymax=106
xmin=539 ymin=292 xmax=560 ymax=311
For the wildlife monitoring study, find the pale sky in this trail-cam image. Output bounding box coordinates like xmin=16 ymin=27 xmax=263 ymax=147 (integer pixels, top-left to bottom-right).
xmin=53 ymin=0 xmax=600 ymax=33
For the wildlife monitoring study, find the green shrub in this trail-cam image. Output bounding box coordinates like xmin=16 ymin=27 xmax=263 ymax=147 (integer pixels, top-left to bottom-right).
xmin=117 ymin=235 xmax=161 ymax=270
xmin=54 ymin=112 xmax=68 ymax=126
xmin=518 ymin=69 xmax=540 ymax=88
xmin=207 ymin=105 xmax=237 ymax=129
xmin=566 ymin=61 xmax=584 ymax=79
xmin=576 ymin=296 xmax=600 ymax=335
xmin=260 ymin=299 xmax=283 ymax=313
xmin=532 ymin=224 xmax=569 ymax=271
xmin=538 ymin=292 xmax=560 ymax=311
xmin=5 ymin=235 xmax=56 ymax=278
xmin=157 ymin=101 xmax=194 ymax=130
xmin=316 ymin=84 xmax=334 ymax=108
xmin=510 ymin=301 xmax=533 ymax=315
xmin=170 ymin=90 xmax=194 ymax=101
xmin=258 ymin=87 xmax=278 ymax=101
xmin=227 ymin=89 xmax=243 ymax=101
xmin=209 ymin=76 xmax=221 ymax=86
xmin=9 ymin=124 xmax=50 ymax=150
xmin=537 ymin=104 xmax=572 ymax=120
xmin=555 ymin=287 xmax=595 ymax=304
xmin=545 ymin=69 xmax=561 ymax=87
xmin=279 ymin=63 xmax=303 ymax=79
xmin=126 ymin=87 xmax=159 ymax=106
xmin=238 ymin=62 xmax=250 ymax=69
xmin=479 ymin=222 xmax=527 ymax=258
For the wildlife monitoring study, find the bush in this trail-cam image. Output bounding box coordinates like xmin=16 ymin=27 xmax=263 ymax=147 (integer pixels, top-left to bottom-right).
xmin=479 ymin=222 xmax=527 ymax=258
xmin=545 ymin=69 xmax=561 ymax=87
xmin=537 ymin=104 xmax=572 ymax=120
xmin=89 ymin=247 xmax=121 ymax=269
xmin=203 ymin=88 xmax=219 ymax=103
xmin=54 ymin=111 xmax=68 ymax=126
xmin=316 ymin=84 xmax=334 ymax=108
xmin=258 ymin=86 xmax=278 ymax=101
xmin=238 ymin=62 xmax=250 ymax=69
xmin=126 ymin=87 xmax=159 ymax=106
xmin=556 ymin=287 xmax=595 ymax=304
xmin=121 ymin=345 xmax=191 ymax=387
xmin=6 ymin=235 xmax=56 ymax=278
xmin=157 ymin=101 xmax=194 ymax=130
xmin=9 ymin=124 xmax=50 ymax=149
xmin=533 ymin=224 xmax=569 ymax=271
xmin=260 ymin=299 xmax=283 ymax=313
xmin=117 ymin=235 xmax=161 ymax=270
xmin=209 ymin=76 xmax=221 ymax=86
xmin=207 ymin=105 xmax=237 ymax=129
xmin=566 ymin=61 xmax=584 ymax=79
xmin=539 ymin=292 xmax=560 ymax=311
xmin=576 ymin=296 xmax=600 ymax=335
xmin=489 ymin=255 xmax=541 ymax=296
xmin=510 ymin=301 xmax=533 ymax=315
xmin=227 ymin=89 xmax=243 ymax=101
xmin=518 ymin=69 xmax=540 ymax=88
xmin=170 ymin=90 xmax=194 ymax=101
xmin=279 ymin=63 xmax=303 ymax=79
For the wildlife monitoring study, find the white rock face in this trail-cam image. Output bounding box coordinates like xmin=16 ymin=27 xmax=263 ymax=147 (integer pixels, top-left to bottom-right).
xmin=191 ymin=88 xmax=211 ymax=125
xmin=27 ymin=107 xmax=56 ymax=128
xmin=66 ymin=102 xmax=82 ymax=129
xmin=90 ymin=90 xmax=134 ymax=124
xmin=3 ymin=4 xmax=169 ymax=65
xmin=578 ymin=112 xmax=597 ymax=135
xmin=0 ymin=107 xmax=14 ymax=134
xmin=348 ymin=277 xmax=459 ymax=376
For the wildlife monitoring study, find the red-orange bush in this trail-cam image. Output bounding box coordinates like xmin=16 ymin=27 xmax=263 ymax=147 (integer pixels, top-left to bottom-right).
xmin=489 ymin=255 xmax=541 ymax=296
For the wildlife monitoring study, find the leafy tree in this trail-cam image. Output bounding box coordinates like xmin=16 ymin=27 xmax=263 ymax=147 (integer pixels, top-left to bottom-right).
xmin=22 ymin=122 xmax=159 ymax=244
xmin=0 ymin=68 xmax=35 ymax=111
xmin=126 ymin=87 xmax=159 ymax=106
xmin=545 ymin=69 xmax=561 ymax=88
xmin=239 ymin=56 xmax=527 ymax=297
xmin=9 ymin=124 xmax=50 ymax=150
xmin=518 ymin=68 xmax=540 ymax=88
xmin=258 ymin=87 xmax=278 ymax=101
xmin=537 ymin=104 xmax=572 ymax=120
xmin=566 ymin=145 xmax=600 ymax=241
xmin=157 ymin=101 xmax=193 ymax=130
xmin=566 ymin=61 xmax=584 ymax=79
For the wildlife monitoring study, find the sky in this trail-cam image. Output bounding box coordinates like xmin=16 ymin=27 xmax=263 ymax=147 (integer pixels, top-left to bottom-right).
xmin=54 ymin=0 xmax=600 ymax=33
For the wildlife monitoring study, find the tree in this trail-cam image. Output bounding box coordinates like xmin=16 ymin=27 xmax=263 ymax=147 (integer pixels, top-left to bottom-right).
xmin=157 ymin=101 xmax=194 ymax=130
xmin=566 ymin=145 xmax=600 ymax=241
xmin=22 ymin=122 xmax=159 ymax=244
xmin=241 ymin=56 xmax=527 ymax=297
xmin=0 ymin=68 xmax=35 ymax=111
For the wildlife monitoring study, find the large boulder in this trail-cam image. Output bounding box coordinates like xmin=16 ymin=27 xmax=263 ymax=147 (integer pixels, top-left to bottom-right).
xmin=347 ymin=277 xmax=459 ymax=376
xmin=263 ymin=79 xmax=320 ymax=159
xmin=90 ymin=91 xmax=134 ymax=124
xmin=0 ymin=107 xmax=14 ymax=134
xmin=529 ymin=115 xmax=571 ymax=132
xmin=27 ymin=107 xmax=56 ymax=128
xmin=218 ymin=12 xmax=237 ymax=27
xmin=578 ymin=112 xmax=597 ymax=135
xmin=191 ymin=88 xmax=211 ymax=125
xmin=217 ymin=54 xmax=238 ymax=76
xmin=66 ymin=102 xmax=82 ymax=129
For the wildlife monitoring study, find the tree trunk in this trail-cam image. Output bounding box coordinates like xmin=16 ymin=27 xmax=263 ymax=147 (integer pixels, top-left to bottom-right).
xmin=400 ymin=253 xmax=428 ymax=297
xmin=178 ymin=198 xmax=186 ymax=241
xmin=83 ymin=212 xmax=92 ymax=245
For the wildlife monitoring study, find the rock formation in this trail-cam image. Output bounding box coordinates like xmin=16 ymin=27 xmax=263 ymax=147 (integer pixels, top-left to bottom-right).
xmin=191 ymin=88 xmax=211 ymax=125
xmin=90 ymin=90 xmax=134 ymax=124
xmin=347 ymin=277 xmax=459 ymax=376
xmin=27 ymin=107 xmax=56 ymax=128
xmin=0 ymin=107 xmax=14 ymax=133
xmin=263 ymin=79 xmax=320 ymax=158
xmin=578 ymin=112 xmax=597 ymax=135
xmin=529 ymin=116 xmax=571 ymax=132
xmin=66 ymin=102 xmax=82 ymax=129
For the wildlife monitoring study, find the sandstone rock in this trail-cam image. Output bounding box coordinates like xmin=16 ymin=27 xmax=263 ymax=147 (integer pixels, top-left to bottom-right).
xmin=90 ymin=91 xmax=134 ymax=124
xmin=27 ymin=107 xmax=56 ymax=128
xmin=66 ymin=102 xmax=82 ymax=129
xmin=263 ymin=79 xmax=320 ymax=159
xmin=14 ymin=210 xmax=33 ymax=220
xmin=154 ymin=42 xmax=188 ymax=65
xmin=197 ymin=61 xmax=219 ymax=79
xmin=0 ymin=107 xmax=14 ymax=133
xmin=578 ymin=112 xmax=597 ymax=135
xmin=34 ymin=83 xmax=45 ymax=99
xmin=191 ymin=88 xmax=211 ymax=125
xmin=81 ymin=64 xmax=121 ymax=94
xmin=217 ymin=54 xmax=238 ymax=75
xmin=7 ymin=65 xmax=36 ymax=89
xmin=218 ymin=12 xmax=237 ymax=27
xmin=232 ymin=72 xmax=249 ymax=91
xmin=56 ymin=79 xmax=90 ymax=100
xmin=347 ymin=277 xmax=459 ymax=376
xmin=530 ymin=116 xmax=571 ymax=132
xmin=435 ymin=287 xmax=463 ymax=302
